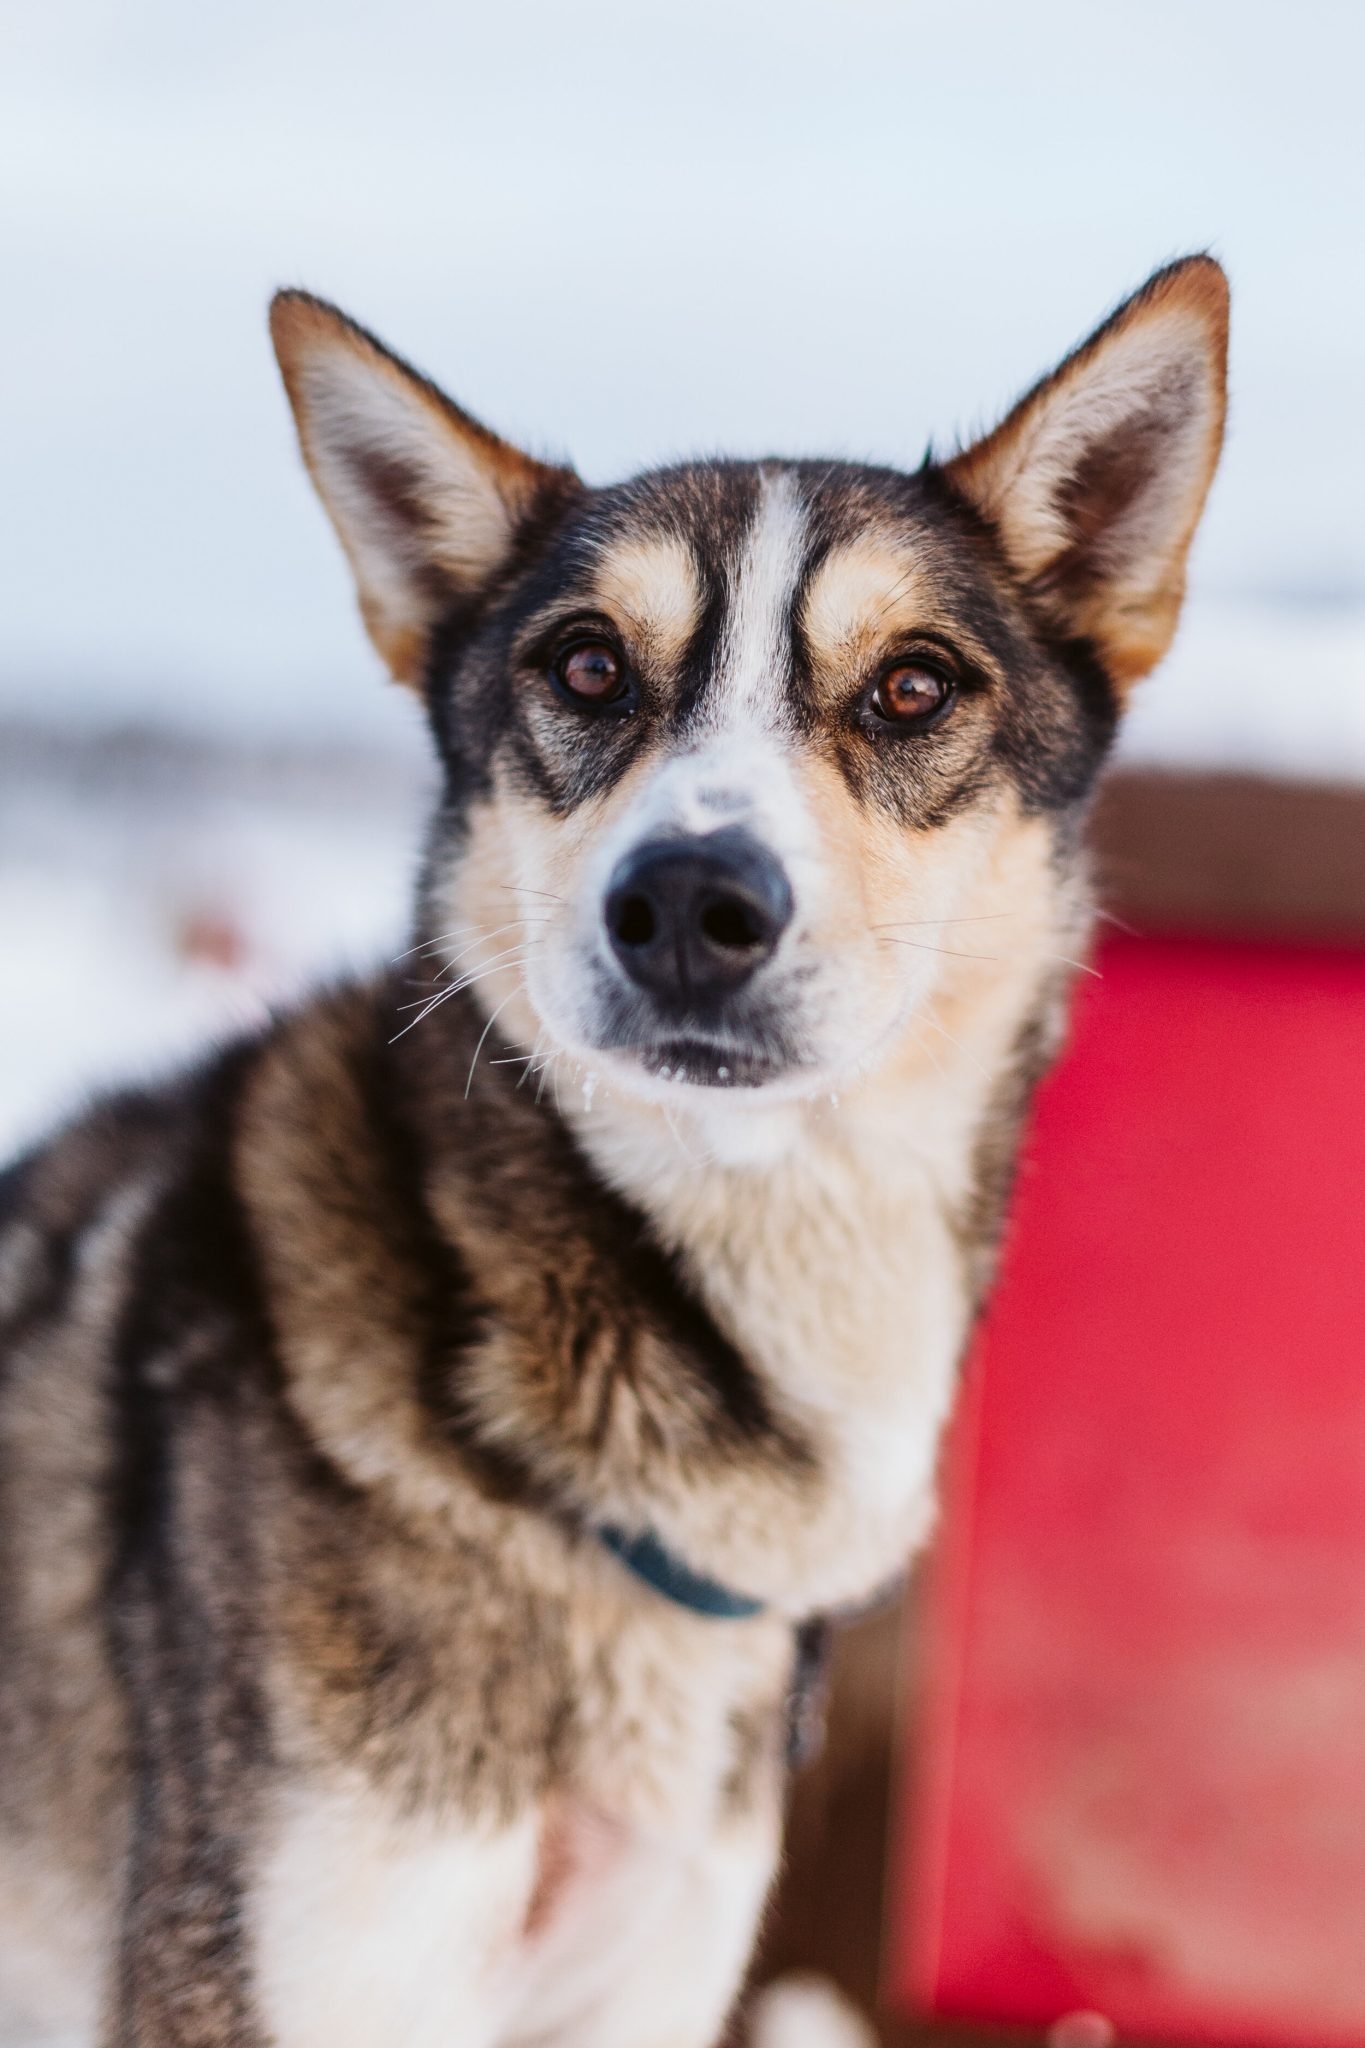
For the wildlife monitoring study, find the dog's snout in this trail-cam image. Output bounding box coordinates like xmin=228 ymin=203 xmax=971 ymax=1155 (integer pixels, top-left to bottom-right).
xmin=604 ymin=830 xmax=793 ymax=1006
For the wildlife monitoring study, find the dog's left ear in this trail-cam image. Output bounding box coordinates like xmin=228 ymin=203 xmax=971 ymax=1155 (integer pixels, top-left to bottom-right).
xmin=270 ymin=292 xmax=579 ymax=688
xmin=944 ymin=256 xmax=1229 ymax=689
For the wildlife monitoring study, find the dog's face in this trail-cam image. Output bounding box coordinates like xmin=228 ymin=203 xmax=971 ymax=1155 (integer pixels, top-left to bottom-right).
xmin=421 ymin=460 xmax=1116 ymax=1101
xmin=272 ymin=262 xmax=1226 ymax=1104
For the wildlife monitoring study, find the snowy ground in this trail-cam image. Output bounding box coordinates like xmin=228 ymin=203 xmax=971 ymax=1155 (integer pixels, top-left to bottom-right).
xmin=0 ymin=726 xmax=430 ymax=1157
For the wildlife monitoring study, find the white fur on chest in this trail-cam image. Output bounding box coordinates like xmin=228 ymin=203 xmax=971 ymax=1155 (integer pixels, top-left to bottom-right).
xmin=252 ymin=1774 xmax=776 ymax=2048
xmin=574 ymin=1071 xmax=979 ymax=1613
xmin=252 ymin=1784 xmax=536 ymax=2048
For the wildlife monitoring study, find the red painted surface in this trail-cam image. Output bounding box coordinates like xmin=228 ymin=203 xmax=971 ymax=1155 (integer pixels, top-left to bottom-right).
xmin=890 ymin=933 xmax=1365 ymax=2046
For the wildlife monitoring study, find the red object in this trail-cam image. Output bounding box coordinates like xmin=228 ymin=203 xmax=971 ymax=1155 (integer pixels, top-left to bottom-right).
xmin=890 ymin=933 xmax=1365 ymax=2046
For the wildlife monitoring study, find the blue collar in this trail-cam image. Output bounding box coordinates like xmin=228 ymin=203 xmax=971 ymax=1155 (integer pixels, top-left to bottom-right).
xmin=597 ymin=1524 xmax=766 ymax=1620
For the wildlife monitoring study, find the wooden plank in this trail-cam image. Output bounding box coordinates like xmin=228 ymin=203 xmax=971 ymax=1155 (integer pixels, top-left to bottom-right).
xmin=1093 ymin=774 xmax=1365 ymax=942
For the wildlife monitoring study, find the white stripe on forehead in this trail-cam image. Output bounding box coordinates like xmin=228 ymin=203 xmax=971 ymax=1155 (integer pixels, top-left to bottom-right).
xmin=704 ymin=468 xmax=807 ymax=735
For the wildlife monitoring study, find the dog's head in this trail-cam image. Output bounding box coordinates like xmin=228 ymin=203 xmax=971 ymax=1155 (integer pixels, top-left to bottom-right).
xmin=271 ymin=261 xmax=1226 ymax=1106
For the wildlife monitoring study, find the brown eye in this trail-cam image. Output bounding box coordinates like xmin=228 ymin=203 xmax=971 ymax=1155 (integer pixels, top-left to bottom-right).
xmin=554 ymin=641 xmax=627 ymax=706
xmin=872 ymin=662 xmax=953 ymax=726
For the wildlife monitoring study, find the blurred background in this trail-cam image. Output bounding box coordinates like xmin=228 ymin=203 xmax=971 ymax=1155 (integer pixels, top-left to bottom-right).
xmin=3 ymin=7 xmax=1364 ymax=2039
xmin=2 ymin=0 xmax=1362 ymax=1156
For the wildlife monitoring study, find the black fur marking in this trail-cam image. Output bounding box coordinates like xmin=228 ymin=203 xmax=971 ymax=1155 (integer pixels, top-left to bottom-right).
xmin=105 ymin=1046 xmax=272 ymax=2044
xmin=0 ymin=1094 xmax=174 ymax=1359
xmin=537 ymin=1108 xmax=805 ymax=1460
xmin=599 ymin=1189 xmax=783 ymax=1446
xmin=573 ymin=1137 xmax=796 ymax=1453
xmin=0 ymin=1153 xmax=57 ymax=1360
xmin=108 ymin=1049 xmax=266 ymax=1593
xmin=345 ymin=1025 xmax=547 ymax=1507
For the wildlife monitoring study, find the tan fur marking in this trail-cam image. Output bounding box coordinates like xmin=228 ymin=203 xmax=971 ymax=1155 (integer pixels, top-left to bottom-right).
xmin=590 ymin=534 xmax=703 ymax=676
xmin=799 ymin=536 xmax=1008 ymax=721
xmin=800 ymin=538 xmax=935 ymax=673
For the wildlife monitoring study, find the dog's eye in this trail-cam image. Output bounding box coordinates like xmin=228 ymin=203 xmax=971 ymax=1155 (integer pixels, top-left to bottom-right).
xmin=553 ymin=642 xmax=627 ymax=706
xmin=872 ymin=663 xmax=953 ymax=727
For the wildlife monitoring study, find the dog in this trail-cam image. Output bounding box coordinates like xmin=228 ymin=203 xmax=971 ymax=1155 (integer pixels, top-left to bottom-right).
xmin=0 ymin=255 xmax=1227 ymax=2047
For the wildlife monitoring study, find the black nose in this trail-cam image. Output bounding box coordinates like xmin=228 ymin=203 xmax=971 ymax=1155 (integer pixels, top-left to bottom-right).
xmin=604 ymin=829 xmax=794 ymax=1007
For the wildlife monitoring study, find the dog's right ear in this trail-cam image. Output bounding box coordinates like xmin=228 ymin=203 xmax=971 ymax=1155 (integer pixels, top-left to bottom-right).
xmin=943 ymin=257 xmax=1228 ymax=691
xmin=270 ymin=292 xmax=579 ymax=689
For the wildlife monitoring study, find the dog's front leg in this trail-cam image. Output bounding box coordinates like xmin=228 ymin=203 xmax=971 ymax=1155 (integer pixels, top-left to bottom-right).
xmin=106 ymin=1775 xmax=518 ymax=2048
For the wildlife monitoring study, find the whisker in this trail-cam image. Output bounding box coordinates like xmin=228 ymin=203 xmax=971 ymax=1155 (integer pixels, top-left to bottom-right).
xmin=391 ymin=924 xmax=485 ymax=964
xmin=660 ymin=1099 xmax=712 ymax=1168
xmin=390 ymin=946 xmax=540 ymax=1040
xmin=496 ymin=882 xmax=565 ymax=904
xmin=1096 ymin=906 xmax=1139 ymax=936
xmin=424 ymin=918 xmax=551 ymax=969
xmin=869 ymin=912 xmax=1016 ymax=930
xmin=491 ymin=1038 xmax=564 ymax=1093
xmin=395 ymin=915 xmax=551 ymax=967
xmin=514 ymin=1031 xmax=552 ymax=1091
xmin=433 ymin=924 xmax=536 ymax=978
xmin=904 ymin=1015 xmax=949 ymax=1084
xmin=423 ymin=938 xmax=541 ymax=994
xmin=394 ymin=951 xmax=531 ymax=1016
xmin=465 ymin=989 xmax=523 ymax=1099
xmin=874 ymin=933 xmax=1101 ymax=978
xmin=874 ymin=935 xmax=1006 ymax=963
xmin=918 ymin=1008 xmax=991 ymax=1082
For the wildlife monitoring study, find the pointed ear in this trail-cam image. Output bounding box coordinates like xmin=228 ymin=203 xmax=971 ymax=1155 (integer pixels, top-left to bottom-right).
xmin=269 ymin=292 xmax=579 ymax=688
xmin=944 ymin=257 xmax=1229 ymax=690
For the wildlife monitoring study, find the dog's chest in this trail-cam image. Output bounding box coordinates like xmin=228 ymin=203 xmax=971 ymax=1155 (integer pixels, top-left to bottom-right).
xmin=253 ymin=1603 xmax=788 ymax=2048
xmin=252 ymin=1773 xmax=777 ymax=2048
xmin=588 ymin=1095 xmax=975 ymax=1606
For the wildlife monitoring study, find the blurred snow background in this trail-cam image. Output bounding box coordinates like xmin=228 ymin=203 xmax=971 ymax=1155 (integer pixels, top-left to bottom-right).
xmin=1 ymin=0 xmax=1362 ymax=1152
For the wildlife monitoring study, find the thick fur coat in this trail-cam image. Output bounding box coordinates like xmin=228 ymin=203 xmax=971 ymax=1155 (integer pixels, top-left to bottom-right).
xmin=0 ymin=258 xmax=1228 ymax=2047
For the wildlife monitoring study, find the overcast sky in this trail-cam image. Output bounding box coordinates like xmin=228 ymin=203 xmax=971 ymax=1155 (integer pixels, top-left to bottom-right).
xmin=2 ymin=0 xmax=1361 ymax=755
